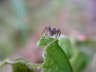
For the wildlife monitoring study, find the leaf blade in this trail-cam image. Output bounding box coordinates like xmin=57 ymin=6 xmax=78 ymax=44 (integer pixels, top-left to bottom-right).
xmin=42 ymin=40 xmax=73 ymax=72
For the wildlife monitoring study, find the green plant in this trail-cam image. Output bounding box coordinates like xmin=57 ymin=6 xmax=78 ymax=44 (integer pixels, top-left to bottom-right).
xmin=0 ymin=33 xmax=90 ymax=72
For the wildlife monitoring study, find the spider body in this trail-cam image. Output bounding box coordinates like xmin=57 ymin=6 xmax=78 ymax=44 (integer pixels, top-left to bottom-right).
xmin=42 ymin=26 xmax=61 ymax=38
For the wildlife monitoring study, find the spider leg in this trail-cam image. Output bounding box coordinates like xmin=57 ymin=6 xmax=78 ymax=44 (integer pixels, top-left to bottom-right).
xmin=56 ymin=29 xmax=61 ymax=38
xmin=41 ymin=27 xmax=49 ymax=36
xmin=58 ymin=31 xmax=61 ymax=37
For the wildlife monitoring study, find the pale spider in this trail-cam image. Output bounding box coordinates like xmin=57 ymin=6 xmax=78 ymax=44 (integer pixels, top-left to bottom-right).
xmin=42 ymin=26 xmax=61 ymax=38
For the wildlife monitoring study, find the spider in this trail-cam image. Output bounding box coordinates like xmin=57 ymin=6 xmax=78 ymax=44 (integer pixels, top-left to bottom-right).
xmin=42 ymin=26 xmax=61 ymax=38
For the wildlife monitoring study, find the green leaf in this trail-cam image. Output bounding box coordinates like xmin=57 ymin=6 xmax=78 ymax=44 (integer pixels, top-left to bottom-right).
xmin=58 ymin=36 xmax=89 ymax=72
xmin=70 ymin=52 xmax=88 ymax=72
xmin=58 ymin=36 xmax=74 ymax=58
xmin=0 ymin=58 xmax=37 ymax=72
xmin=37 ymin=35 xmax=55 ymax=47
xmin=38 ymin=35 xmax=73 ymax=72
xmin=12 ymin=63 xmax=34 ymax=72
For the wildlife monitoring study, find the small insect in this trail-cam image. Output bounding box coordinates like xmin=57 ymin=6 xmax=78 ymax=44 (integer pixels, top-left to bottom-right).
xmin=42 ymin=26 xmax=61 ymax=38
